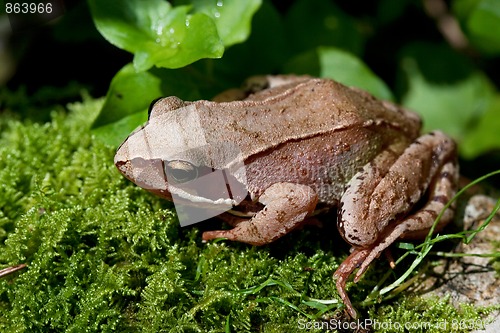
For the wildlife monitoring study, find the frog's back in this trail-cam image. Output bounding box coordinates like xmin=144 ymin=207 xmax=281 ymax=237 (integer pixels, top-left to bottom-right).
xmin=198 ymin=78 xmax=421 ymax=160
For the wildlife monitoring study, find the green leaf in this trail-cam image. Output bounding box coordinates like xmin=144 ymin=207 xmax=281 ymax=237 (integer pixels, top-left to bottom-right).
xmin=399 ymin=43 xmax=495 ymax=141
xmin=284 ymin=0 xmax=363 ymax=55
xmin=187 ymin=0 xmax=262 ymax=47
xmin=453 ymin=0 xmax=481 ymax=20
xmin=212 ymin=1 xmax=288 ymax=82
xmin=90 ymin=64 xmax=161 ymax=145
xmin=318 ymin=47 xmax=393 ymax=101
xmin=461 ymin=96 xmax=500 ymax=158
xmin=454 ymin=0 xmax=500 ymax=54
xmin=282 ymin=49 xmax=321 ymax=79
xmin=92 ymin=112 xmax=147 ymax=148
xmin=92 ymin=64 xmax=162 ymax=129
xmin=376 ymin=0 xmax=415 ymax=25
xmin=401 ymin=59 xmax=493 ymax=139
xmin=91 ymin=63 xmax=225 ymax=146
xmin=88 ymin=0 xmax=224 ymax=71
xmin=467 ymin=0 xmax=500 ymax=54
xmin=284 ymin=47 xmax=393 ymax=101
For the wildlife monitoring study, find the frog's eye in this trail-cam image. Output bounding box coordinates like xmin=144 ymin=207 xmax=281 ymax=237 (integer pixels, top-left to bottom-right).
xmin=147 ymin=97 xmax=164 ymax=119
xmin=164 ymin=160 xmax=198 ymax=183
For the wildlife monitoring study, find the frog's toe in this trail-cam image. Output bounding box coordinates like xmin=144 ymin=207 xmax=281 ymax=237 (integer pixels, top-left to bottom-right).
xmin=202 ymin=230 xmax=237 ymax=243
xmin=201 ymin=230 xmax=220 ymax=242
xmin=333 ymin=248 xmax=371 ymax=319
xmin=201 ymin=226 xmax=270 ymax=246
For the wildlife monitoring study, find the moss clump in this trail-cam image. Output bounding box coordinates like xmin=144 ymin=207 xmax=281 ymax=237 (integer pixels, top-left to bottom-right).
xmin=368 ymin=296 xmax=494 ymax=333
xmin=0 ymin=98 xmax=491 ymax=332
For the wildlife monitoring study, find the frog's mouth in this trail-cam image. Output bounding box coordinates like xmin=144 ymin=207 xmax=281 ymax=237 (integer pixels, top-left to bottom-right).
xmin=159 ymin=165 xmax=250 ymax=227
xmin=165 ymin=164 xmax=248 ymax=208
xmin=115 ymin=156 xmax=248 ymax=208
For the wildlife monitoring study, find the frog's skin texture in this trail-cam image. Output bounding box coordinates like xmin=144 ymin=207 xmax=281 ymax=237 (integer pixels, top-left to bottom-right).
xmin=114 ymin=76 xmax=459 ymax=318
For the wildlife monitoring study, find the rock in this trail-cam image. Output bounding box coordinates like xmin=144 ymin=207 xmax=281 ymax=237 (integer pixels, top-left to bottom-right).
xmin=411 ymin=194 xmax=500 ymax=332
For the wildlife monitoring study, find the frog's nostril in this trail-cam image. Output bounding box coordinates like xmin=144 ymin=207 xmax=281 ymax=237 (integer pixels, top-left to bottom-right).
xmin=115 ymin=160 xmax=126 ymax=169
xmin=115 ymin=160 xmax=132 ymax=177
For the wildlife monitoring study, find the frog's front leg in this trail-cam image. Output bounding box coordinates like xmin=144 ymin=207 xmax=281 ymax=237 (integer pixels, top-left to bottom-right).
xmin=202 ymin=182 xmax=318 ymax=245
xmin=334 ymin=131 xmax=458 ymax=318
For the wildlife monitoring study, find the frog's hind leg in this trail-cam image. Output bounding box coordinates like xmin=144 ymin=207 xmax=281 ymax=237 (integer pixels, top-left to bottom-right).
xmin=334 ymin=131 xmax=458 ymax=318
xmin=333 ymin=248 xmax=371 ymax=319
xmin=202 ymin=182 xmax=318 ymax=246
xmin=353 ymin=158 xmax=458 ymax=281
xmin=333 ymin=159 xmax=457 ymax=319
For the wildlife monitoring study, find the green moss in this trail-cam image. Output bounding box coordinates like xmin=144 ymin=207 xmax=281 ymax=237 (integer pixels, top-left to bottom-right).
xmin=0 ymin=98 xmax=493 ymax=332
xmin=368 ymin=296 xmax=495 ymax=333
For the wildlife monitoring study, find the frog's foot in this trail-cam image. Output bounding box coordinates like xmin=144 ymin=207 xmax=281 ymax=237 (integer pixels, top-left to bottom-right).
xmin=202 ymin=182 xmax=318 ymax=246
xmin=333 ymin=248 xmax=371 ymax=319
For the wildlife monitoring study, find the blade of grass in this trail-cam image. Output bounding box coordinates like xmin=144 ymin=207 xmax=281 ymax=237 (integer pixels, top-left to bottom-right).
xmin=255 ymin=296 xmax=316 ymax=320
xmin=430 ymin=251 xmax=500 ymax=258
xmin=236 ymin=277 xmax=294 ymax=296
xmin=378 ymin=170 xmax=500 ymax=296
xmin=225 ymin=313 xmax=231 ymax=333
xmin=237 ymin=276 xmax=339 ymax=320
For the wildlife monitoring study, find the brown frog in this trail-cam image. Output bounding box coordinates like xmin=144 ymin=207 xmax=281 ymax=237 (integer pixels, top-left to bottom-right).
xmin=114 ymin=76 xmax=458 ymax=318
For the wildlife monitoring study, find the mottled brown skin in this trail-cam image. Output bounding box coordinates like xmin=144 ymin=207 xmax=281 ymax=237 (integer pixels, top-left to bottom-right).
xmin=114 ymin=76 xmax=459 ymax=319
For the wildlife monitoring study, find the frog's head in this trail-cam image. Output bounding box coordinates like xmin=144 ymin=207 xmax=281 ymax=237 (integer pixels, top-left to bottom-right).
xmin=114 ymin=97 xmax=248 ymax=225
